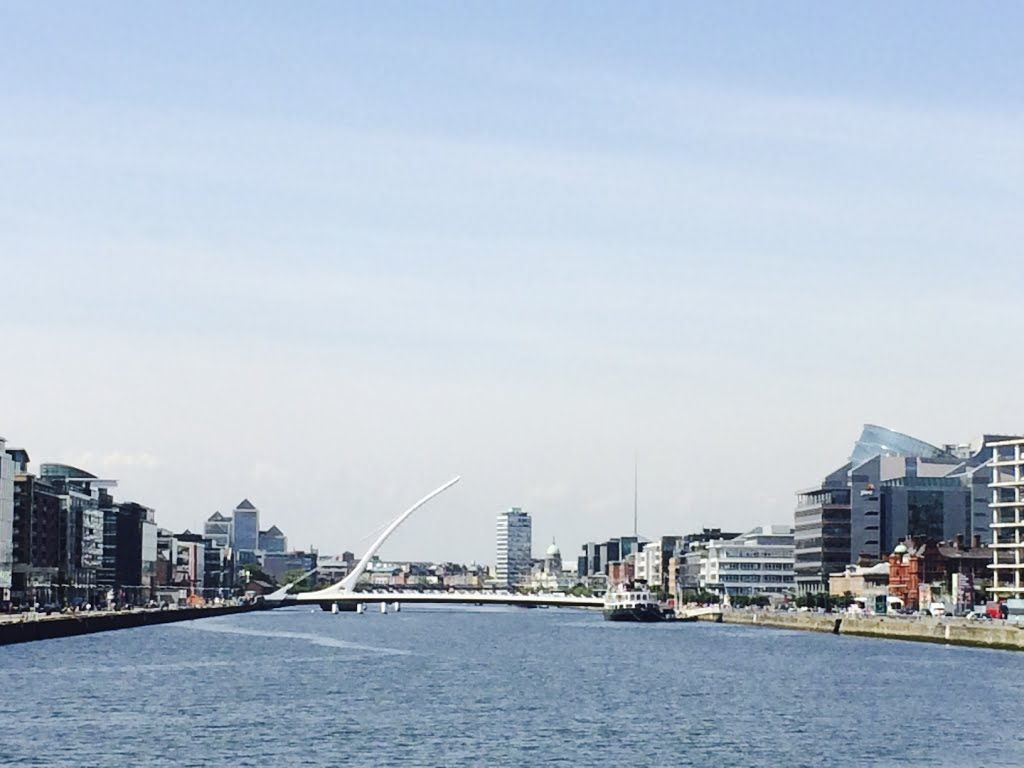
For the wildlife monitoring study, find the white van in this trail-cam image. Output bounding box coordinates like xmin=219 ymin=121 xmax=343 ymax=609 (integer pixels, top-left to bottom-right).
xmin=928 ymin=602 xmax=946 ymax=617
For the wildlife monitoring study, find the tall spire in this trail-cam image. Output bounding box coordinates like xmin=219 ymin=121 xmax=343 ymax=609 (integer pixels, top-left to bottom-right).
xmin=633 ymin=451 xmax=638 ymax=538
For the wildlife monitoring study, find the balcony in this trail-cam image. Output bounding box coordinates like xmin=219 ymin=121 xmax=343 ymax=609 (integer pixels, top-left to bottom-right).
xmin=990 ymin=496 xmax=1022 ymax=507
xmin=990 ymin=475 xmax=1023 ymax=487
xmin=991 ymin=454 xmax=1023 ymax=467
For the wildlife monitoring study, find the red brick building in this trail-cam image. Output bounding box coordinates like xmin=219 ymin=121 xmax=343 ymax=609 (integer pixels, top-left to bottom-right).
xmin=888 ymin=543 xmax=922 ymax=610
xmin=607 ymin=560 xmax=635 ymax=586
xmin=888 ymin=536 xmax=990 ymax=611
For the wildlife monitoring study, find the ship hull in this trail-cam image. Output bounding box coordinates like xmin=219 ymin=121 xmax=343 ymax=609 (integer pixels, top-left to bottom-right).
xmin=603 ymin=605 xmax=665 ymax=622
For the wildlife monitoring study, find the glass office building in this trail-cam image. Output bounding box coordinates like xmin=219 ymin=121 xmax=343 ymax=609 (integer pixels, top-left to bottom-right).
xmin=850 ymin=424 xmax=951 ymax=465
xmin=231 ymin=499 xmax=260 ymax=554
xmin=496 ymin=507 xmax=532 ymax=588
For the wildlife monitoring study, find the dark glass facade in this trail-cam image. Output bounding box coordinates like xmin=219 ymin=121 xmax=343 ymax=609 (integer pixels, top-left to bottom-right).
xmin=231 ymin=502 xmax=259 ymax=553
xmin=794 ymin=470 xmax=852 ymax=594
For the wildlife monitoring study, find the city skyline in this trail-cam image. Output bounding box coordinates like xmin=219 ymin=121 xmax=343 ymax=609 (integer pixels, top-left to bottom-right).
xmin=3 ymin=5 xmax=1023 ymax=563
xmin=0 ymin=421 xmax=1005 ymax=565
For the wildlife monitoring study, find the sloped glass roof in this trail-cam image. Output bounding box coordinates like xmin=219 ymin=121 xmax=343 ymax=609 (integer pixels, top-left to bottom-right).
xmin=850 ymin=424 xmax=951 ymax=464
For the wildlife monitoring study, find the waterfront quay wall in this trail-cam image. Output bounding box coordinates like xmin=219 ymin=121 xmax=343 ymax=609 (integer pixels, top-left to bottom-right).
xmin=0 ymin=603 xmax=272 ymax=647
xmin=723 ymin=610 xmax=1024 ymax=651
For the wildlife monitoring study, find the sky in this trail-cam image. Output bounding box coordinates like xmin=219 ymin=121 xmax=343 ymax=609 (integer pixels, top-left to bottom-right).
xmin=2 ymin=3 xmax=1023 ymax=564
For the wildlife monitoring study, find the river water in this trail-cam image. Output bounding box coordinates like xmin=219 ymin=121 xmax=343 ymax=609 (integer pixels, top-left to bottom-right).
xmin=2 ymin=606 xmax=1022 ymax=767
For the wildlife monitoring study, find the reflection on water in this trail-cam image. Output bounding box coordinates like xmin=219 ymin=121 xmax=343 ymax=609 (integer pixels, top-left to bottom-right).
xmin=178 ymin=619 xmax=412 ymax=655
xmin=1 ymin=606 xmax=1022 ymax=767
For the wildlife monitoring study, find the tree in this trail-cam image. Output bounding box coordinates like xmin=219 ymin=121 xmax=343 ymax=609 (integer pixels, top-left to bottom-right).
xmin=687 ymin=590 xmax=720 ymax=605
xmin=240 ymin=565 xmax=276 ymax=586
xmin=279 ymin=569 xmax=314 ymax=592
xmin=731 ymin=594 xmax=770 ymax=608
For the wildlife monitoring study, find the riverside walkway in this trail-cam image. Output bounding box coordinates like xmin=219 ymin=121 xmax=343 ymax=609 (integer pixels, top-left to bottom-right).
xmin=0 ymin=602 xmax=277 ymax=646
xmin=723 ymin=609 xmax=1024 ymax=651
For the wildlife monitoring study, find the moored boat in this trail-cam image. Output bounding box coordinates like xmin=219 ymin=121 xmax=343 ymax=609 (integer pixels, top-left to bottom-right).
xmin=603 ymin=582 xmax=665 ymax=622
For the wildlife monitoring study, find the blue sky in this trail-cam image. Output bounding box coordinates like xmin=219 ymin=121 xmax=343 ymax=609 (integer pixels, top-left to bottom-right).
xmin=2 ymin=4 xmax=1022 ymax=562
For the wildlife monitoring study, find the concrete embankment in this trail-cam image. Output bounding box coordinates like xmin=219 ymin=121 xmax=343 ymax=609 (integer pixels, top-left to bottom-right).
xmin=0 ymin=603 xmax=274 ymax=647
xmin=723 ymin=610 xmax=1024 ymax=651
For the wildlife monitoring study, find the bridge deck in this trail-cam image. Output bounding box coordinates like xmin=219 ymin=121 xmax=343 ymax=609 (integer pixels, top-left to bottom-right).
xmin=291 ymin=591 xmax=604 ymax=609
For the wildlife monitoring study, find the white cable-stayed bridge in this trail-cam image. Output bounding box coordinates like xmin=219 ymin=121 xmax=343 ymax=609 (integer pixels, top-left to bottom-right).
xmin=267 ymin=477 xmax=604 ymax=612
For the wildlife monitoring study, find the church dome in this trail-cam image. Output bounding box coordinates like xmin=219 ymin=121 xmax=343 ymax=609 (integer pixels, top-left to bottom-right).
xmin=546 ymin=540 xmax=561 ymax=557
xmin=894 ymin=543 xmax=908 ymax=555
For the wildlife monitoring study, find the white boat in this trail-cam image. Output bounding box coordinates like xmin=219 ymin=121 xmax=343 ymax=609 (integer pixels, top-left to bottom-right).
xmin=603 ymin=582 xmax=665 ymax=622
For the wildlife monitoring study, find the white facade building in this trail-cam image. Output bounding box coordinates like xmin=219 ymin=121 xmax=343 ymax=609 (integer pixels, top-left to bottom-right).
xmin=700 ymin=525 xmax=795 ymax=597
xmin=496 ymin=507 xmax=532 ymax=588
xmin=635 ymin=541 xmax=662 ymax=587
xmin=991 ymin=438 xmax=1024 ymax=598
xmin=0 ymin=437 xmax=14 ymax=600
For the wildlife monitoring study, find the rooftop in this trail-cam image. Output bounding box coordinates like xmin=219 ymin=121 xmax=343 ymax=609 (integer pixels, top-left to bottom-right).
xmin=851 ymin=424 xmax=951 ymax=465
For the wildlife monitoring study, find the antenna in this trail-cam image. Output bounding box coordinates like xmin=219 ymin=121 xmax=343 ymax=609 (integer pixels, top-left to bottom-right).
xmin=633 ymin=452 xmax=638 ymax=539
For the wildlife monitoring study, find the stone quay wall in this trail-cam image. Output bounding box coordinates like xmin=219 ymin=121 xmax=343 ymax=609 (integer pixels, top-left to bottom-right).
xmin=0 ymin=603 xmax=272 ymax=646
xmin=722 ymin=610 xmax=1024 ymax=651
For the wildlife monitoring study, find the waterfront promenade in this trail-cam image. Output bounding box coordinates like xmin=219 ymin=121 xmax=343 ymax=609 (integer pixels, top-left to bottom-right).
xmin=0 ymin=602 xmax=276 ymax=646
xmin=723 ymin=608 xmax=1024 ymax=651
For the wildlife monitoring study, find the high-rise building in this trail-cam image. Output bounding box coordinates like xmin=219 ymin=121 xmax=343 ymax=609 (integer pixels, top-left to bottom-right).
xmin=96 ymin=487 xmax=118 ymax=594
xmin=795 ymin=425 xmax=1011 ymax=593
xmin=990 ymin=437 xmax=1024 ymax=599
xmin=40 ymin=463 xmax=115 ymax=606
xmin=98 ymin=501 xmax=157 ymax=604
xmin=259 ymin=525 xmax=287 ymax=554
xmin=204 ymin=511 xmax=232 ymax=549
xmin=577 ymin=541 xmax=597 ymax=578
xmin=9 ymin=449 xmax=61 ymax=606
xmin=202 ymin=511 xmax=234 ymax=595
xmin=0 ymin=437 xmax=14 ymax=602
xmin=576 ymin=535 xmax=648 ymax=582
xmin=496 ymin=507 xmax=531 ymax=588
xmin=943 ymin=435 xmax=1020 ymax=546
xmin=231 ymin=499 xmax=260 ymax=557
xmin=794 ymin=464 xmax=852 ymax=594
xmin=848 ymin=426 xmax=960 ymax=563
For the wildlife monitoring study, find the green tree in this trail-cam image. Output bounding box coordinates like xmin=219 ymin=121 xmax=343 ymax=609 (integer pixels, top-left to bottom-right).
xmin=279 ymin=569 xmax=314 ymax=592
xmin=240 ymin=565 xmax=276 ymax=586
